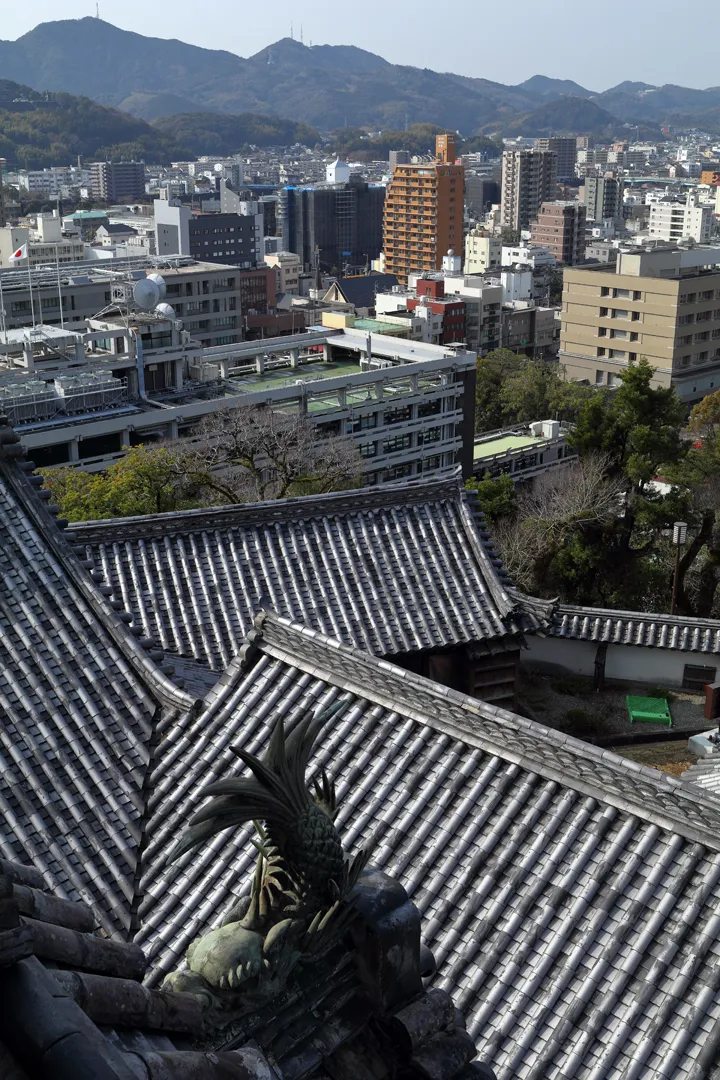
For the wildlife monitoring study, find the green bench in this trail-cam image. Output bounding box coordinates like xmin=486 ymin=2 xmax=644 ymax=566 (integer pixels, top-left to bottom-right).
xmin=626 ymin=695 xmax=672 ymax=727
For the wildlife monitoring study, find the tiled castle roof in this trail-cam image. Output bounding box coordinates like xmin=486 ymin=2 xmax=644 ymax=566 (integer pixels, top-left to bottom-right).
xmin=0 ymin=425 xmax=194 ymax=937
xmin=552 ymin=604 xmax=720 ymax=654
xmin=136 ymin=611 xmax=720 ymax=1080
xmin=74 ymin=477 xmax=552 ymax=671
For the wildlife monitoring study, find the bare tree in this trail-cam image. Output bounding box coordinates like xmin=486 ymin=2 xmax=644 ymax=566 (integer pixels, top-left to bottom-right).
xmin=168 ymin=405 xmax=363 ymax=504
xmin=492 ymin=454 xmax=625 ymax=593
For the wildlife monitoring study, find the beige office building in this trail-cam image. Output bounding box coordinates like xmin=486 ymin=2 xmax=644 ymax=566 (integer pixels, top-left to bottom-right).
xmin=560 ymin=246 xmax=720 ymax=401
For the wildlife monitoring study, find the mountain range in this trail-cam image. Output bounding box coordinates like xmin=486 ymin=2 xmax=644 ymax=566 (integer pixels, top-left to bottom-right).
xmin=3 ymin=18 xmax=720 ymax=140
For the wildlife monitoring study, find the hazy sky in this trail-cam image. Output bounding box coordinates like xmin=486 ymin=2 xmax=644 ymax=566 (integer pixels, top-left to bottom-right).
xmin=2 ymin=0 xmax=718 ymax=90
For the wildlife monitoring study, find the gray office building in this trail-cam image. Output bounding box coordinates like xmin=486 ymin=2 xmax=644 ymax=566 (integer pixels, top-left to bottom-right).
xmin=584 ymin=175 xmax=624 ymax=222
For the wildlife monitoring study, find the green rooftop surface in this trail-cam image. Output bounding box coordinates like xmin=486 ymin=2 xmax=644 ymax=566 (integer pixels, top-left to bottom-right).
xmin=353 ymin=319 xmax=407 ymax=335
xmin=474 ymin=434 xmax=544 ymax=460
xmin=228 ymin=359 xmax=362 ymax=394
xmin=67 ymin=211 xmax=109 ymax=219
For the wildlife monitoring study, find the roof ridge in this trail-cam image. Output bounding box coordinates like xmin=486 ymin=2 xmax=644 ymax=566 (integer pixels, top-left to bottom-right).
xmin=71 ymin=473 xmax=467 ymax=541
xmin=0 ymin=421 xmax=195 ymax=712
xmin=556 ymin=601 xmax=720 ymax=630
xmin=253 ymin=611 xmax=720 ymax=850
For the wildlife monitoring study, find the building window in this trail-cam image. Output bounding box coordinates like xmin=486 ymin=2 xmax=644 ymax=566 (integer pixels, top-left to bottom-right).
xmin=599 ymin=307 xmax=608 ymax=317
xmin=383 ymin=405 xmax=412 ymax=426
xmin=418 ymin=427 xmax=441 ymax=446
xmin=383 ymin=433 xmax=412 ymax=454
xmin=595 ymin=370 xmax=604 ymax=384
xmin=610 ymin=349 xmax=625 ymax=359
xmin=418 ymin=398 xmax=442 ymax=417
xmin=612 ymin=309 xmax=629 ymax=319
xmin=597 ymin=347 xmax=606 ymax=357
xmin=348 ymin=413 xmax=378 ymax=433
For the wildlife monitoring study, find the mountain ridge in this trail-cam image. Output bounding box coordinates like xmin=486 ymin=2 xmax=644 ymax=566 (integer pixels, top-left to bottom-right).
xmin=2 ymin=18 xmax=720 ymax=134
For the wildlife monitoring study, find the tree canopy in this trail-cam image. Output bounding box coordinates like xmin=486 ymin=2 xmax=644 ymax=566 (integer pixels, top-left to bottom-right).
xmin=43 ymin=406 xmax=362 ymax=521
xmin=488 ymin=357 xmax=700 ymax=614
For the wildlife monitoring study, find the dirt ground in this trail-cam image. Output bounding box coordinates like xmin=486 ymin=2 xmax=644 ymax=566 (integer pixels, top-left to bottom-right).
xmin=518 ymin=669 xmax=706 ymax=741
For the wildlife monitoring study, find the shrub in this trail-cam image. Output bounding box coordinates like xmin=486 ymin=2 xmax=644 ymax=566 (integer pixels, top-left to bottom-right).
xmin=551 ymin=676 xmax=594 ymax=696
xmin=646 ymin=686 xmax=673 ymax=700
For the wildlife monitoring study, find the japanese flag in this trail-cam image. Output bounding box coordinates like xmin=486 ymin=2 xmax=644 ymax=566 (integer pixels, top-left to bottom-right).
xmin=8 ymin=244 xmax=27 ymax=263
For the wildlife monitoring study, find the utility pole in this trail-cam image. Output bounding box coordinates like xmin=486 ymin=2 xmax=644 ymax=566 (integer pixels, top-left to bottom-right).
xmin=670 ymin=521 xmax=688 ymax=616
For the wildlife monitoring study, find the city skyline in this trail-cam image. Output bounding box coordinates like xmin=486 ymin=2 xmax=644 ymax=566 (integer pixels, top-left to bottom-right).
xmin=1 ymin=0 xmax=717 ymax=93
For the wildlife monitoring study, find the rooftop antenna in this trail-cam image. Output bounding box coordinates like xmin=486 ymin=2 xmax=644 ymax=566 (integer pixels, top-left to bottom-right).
xmin=300 ymin=24 xmax=303 ymax=43
xmin=290 ymin=21 xmax=294 ymax=39
xmin=96 ymin=1 xmax=99 ymax=16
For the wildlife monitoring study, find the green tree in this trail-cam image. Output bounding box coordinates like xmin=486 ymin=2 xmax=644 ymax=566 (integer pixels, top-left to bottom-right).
xmin=475 ymin=350 xmax=591 ymax=432
xmin=44 ymin=446 xmax=188 ymax=521
xmin=475 ymin=349 xmax=524 ymax=431
xmin=465 ymin=472 xmax=516 ymax=522
xmin=491 ymin=359 xmax=691 ymax=610
xmin=665 ymin=431 xmax=720 ymax=616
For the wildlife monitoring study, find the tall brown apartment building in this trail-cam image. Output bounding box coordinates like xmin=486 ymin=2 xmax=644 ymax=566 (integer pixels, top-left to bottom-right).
xmin=530 ymin=201 xmax=586 ymax=265
xmin=383 ymin=135 xmax=464 ymax=284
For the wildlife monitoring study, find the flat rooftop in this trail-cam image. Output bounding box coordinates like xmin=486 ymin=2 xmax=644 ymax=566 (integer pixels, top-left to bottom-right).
xmin=227 ymin=359 xmax=362 ymax=393
xmin=474 ymin=433 xmax=547 ymax=459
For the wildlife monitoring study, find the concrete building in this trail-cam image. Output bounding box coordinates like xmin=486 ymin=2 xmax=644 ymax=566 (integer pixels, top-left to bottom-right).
xmin=473 ymin=419 xmax=576 ymax=481
xmin=90 ymin=161 xmax=146 ymax=203
xmin=280 ymin=177 xmax=385 ymax=274
xmin=0 ymin=214 xmax=85 ymax=269
xmin=583 ymin=175 xmax=624 ymax=223
xmin=0 ymin=255 xmax=243 ymax=349
xmin=464 ymin=227 xmax=502 ymax=273
xmin=442 ymin=275 xmax=503 ymax=353
xmin=501 ymin=150 xmax=557 ymax=232
xmin=464 ymin=175 xmax=500 ymax=217
xmin=0 ymin=320 xmax=476 ymax=483
xmin=501 ymin=244 xmax=557 ymax=269
xmin=326 ymin=158 xmax=351 ymax=184
xmin=560 ymin=246 xmax=720 ymax=401
xmin=648 ymin=193 xmax=714 ymax=244
xmin=264 ymin=251 xmax=302 ymax=294
xmin=388 ymin=150 xmax=411 ymax=173
xmin=530 ymin=201 xmax=587 ymax=265
xmin=154 ymin=199 xmax=263 ymax=267
xmin=383 ymin=134 xmax=464 ymax=284
xmin=533 ymin=137 xmax=577 ymax=179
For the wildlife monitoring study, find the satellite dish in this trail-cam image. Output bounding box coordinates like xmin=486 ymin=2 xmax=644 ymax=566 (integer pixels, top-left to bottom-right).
xmin=155 ymin=302 xmax=176 ymax=319
xmin=146 ymin=272 xmax=167 ymax=299
xmin=133 ymin=277 xmax=161 ymax=310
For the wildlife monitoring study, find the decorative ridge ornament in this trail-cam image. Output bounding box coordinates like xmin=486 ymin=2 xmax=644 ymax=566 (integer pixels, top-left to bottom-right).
xmin=163 ymin=698 xmax=369 ymax=1008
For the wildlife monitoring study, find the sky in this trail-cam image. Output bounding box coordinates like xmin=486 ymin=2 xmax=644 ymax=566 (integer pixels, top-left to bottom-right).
xmin=2 ymin=0 xmax=718 ymax=91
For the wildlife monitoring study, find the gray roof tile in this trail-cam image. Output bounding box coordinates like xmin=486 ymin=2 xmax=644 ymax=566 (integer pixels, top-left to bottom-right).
xmin=552 ymin=603 xmax=720 ymax=654
xmin=74 ymin=477 xmax=551 ymax=669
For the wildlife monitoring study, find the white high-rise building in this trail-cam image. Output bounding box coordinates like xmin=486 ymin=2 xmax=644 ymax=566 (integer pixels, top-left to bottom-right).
xmin=648 ymin=193 xmax=714 ymax=245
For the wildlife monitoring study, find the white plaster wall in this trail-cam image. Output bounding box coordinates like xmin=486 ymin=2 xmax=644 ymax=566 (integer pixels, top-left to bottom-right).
xmin=523 ymin=636 xmax=597 ymax=675
xmin=522 ymin=635 xmax=720 ymax=687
